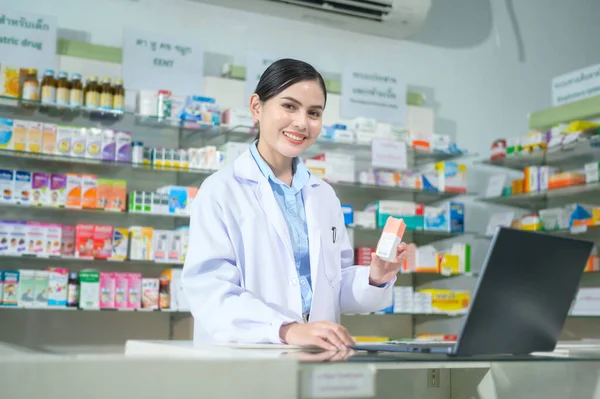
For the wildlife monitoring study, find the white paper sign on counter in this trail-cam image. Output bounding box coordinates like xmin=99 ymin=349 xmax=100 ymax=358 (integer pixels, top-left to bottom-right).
xmin=244 ymin=51 xmax=279 ymax=103
xmin=122 ymin=28 xmax=204 ymax=95
xmin=371 ymin=138 xmax=407 ymax=171
xmin=341 ymin=67 xmax=406 ymax=125
xmin=302 ymin=365 xmax=376 ymax=398
xmin=486 ymin=212 xmax=515 ymax=236
xmin=0 ymin=8 xmax=57 ymax=71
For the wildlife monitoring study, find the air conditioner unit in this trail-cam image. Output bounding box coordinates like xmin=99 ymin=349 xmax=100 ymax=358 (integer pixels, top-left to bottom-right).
xmin=189 ymin=0 xmax=432 ymax=40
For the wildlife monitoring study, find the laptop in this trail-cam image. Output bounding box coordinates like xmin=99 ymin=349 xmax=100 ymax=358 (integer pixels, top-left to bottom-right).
xmin=349 ymin=227 xmax=593 ymax=356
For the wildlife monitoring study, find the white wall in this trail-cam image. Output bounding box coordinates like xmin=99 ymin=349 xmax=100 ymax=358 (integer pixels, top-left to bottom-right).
xmin=2 ymin=0 xmax=600 ymax=155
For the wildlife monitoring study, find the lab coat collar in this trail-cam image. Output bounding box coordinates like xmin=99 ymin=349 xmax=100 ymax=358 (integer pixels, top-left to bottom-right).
xmin=233 ymin=148 xmax=322 ymax=189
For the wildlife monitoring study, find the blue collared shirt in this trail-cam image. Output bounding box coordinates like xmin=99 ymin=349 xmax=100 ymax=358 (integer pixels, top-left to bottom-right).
xmin=250 ymin=142 xmax=313 ymax=315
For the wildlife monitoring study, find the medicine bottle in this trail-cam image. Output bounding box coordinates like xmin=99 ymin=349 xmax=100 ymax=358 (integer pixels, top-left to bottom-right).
xmin=159 ymin=278 xmax=170 ymax=309
xmin=67 ymin=272 xmax=79 ymax=307
xmin=112 ymin=79 xmax=125 ymax=112
xmin=56 ymin=71 xmax=71 ymax=107
xmin=69 ymin=73 xmax=83 ymax=108
xmin=84 ymin=76 xmax=100 ymax=110
xmin=40 ymin=69 xmax=57 ymax=105
xmin=21 ymin=68 xmax=39 ymax=101
xmin=99 ymin=77 xmax=113 ymax=111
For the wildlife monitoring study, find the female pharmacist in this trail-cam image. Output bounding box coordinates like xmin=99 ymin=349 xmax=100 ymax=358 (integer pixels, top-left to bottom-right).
xmin=182 ymin=59 xmax=407 ymax=351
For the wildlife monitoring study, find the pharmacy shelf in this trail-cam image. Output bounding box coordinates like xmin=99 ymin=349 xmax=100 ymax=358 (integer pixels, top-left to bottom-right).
xmin=477 ymin=225 xmax=600 ymax=243
xmin=480 ymin=140 xmax=600 ymax=171
xmin=0 ymin=254 xmax=183 ymax=268
xmin=477 ymin=182 xmax=600 ymax=210
xmin=0 ymin=202 xmax=190 ymax=223
xmin=0 ymin=306 xmax=190 ymax=313
xmin=0 ymin=151 xmax=469 ymax=204
xmin=351 ymin=226 xmax=471 ymax=241
xmin=0 ymin=95 xmax=255 ymax=139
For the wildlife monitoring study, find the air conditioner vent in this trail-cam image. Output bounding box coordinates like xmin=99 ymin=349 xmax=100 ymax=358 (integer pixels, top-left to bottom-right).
xmin=269 ymin=0 xmax=394 ymax=21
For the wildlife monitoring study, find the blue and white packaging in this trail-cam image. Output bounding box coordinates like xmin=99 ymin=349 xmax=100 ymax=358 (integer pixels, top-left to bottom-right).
xmin=319 ymin=124 xmax=355 ymax=144
xmin=14 ymin=170 xmax=32 ymax=206
xmin=0 ymin=169 xmax=14 ymax=204
xmin=341 ymin=204 xmax=354 ymax=226
xmin=424 ymin=202 xmax=465 ymax=233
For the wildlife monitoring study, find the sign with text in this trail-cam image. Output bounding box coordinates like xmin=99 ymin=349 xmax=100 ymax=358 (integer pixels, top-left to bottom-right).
xmin=552 ymin=63 xmax=600 ymax=106
xmin=371 ymin=138 xmax=407 ymax=171
xmin=245 ymin=51 xmax=279 ymax=103
xmin=341 ymin=68 xmax=406 ymax=125
xmin=0 ymin=8 xmax=57 ymax=72
xmin=122 ymin=28 xmax=204 ymax=95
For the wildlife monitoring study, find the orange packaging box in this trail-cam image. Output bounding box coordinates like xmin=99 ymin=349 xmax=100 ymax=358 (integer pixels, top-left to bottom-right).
xmin=107 ymin=180 xmax=126 ymax=211
xmin=75 ymin=223 xmax=95 ymax=258
xmin=375 ymin=216 xmax=406 ymax=262
xmin=93 ymin=225 xmax=113 ymax=259
xmin=42 ymin=124 xmax=57 ymax=155
xmin=65 ymin=174 xmax=82 ymax=208
xmin=27 ymin=122 xmax=43 ymax=153
xmin=585 ymin=255 xmax=600 ymax=272
xmin=96 ymin=179 xmax=111 ymax=210
xmin=81 ymin=174 xmax=97 ymax=209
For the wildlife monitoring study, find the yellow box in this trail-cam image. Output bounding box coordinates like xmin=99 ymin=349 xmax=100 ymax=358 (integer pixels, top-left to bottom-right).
xmin=419 ymin=289 xmax=471 ymax=314
xmin=12 ymin=120 xmax=28 ymax=151
xmin=0 ymin=65 xmax=20 ymax=98
xmin=27 ymin=122 xmax=43 ymax=153
xmin=439 ymin=254 xmax=460 ymax=275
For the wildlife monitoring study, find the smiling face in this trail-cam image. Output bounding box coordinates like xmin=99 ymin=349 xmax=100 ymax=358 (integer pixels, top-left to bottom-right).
xmin=250 ymin=80 xmax=325 ymax=160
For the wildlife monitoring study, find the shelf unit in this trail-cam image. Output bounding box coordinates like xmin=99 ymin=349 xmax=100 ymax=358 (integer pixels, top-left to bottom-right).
xmin=476 ymin=130 xmax=600 ymax=326
xmin=0 ymin=92 xmax=474 ymax=347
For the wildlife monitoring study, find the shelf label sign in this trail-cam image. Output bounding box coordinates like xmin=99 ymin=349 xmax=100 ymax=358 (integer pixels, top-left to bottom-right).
xmin=0 ymin=8 xmax=57 ymax=73
xmin=245 ymin=51 xmax=279 ymax=104
xmin=341 ymin=67 xmax=406 ymax=125
xmin=552 ymin=62 xmax=600 ymax=106
xmin=371 ymin=138 xmax=407 ymax=170
xmin=302 ymin=365 xmax=376 ymax=398
xmin=122 ymin=28 xmax=204 ymax=95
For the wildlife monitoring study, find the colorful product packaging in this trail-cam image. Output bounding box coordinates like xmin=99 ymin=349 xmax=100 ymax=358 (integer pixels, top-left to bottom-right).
xmin=45 ymin=223 xmax=62 ymax=256
xmin=75 ymin=223 xmax=95 ymax=258
xmin=33 ymin=270 xmax=49 ymax=308
xmin=116 ymin=131 xmax=131 ymax=162
xmin=114 ymin=272 xmax=128 ymax=309
xmin=99 ymin=272 xmax=116 ymax=309
xmin=27 ymin=122 xmax=43 ymax=153
xmin=70 ymin=127 xmax=87 ymax=158
xmin=129 ymin=226 xmax=153 ymax=261
xmin=127 ymin=273 xmax=142 ymax=309
xmin=7 ymin=221 xmax=27 ymax=255
xmin=107 ymin=180 xmax=126 ymax=211
xmin=0 ymin=221 xmax=9 ymax=255
xmin=1 ymin=270 xmax=19 ymax=306
xmin=18 ymin=270 xmax=36 ymax=307
xmin=96 ymin=179 xmax=111 ymax=209
xmin=61 ymin=225 xmax=75 ymax=257
xmin=86 ymin=128 xmax=102 ymax=159
xmin=153 ymin=230 xmax=170 ymax=262
xmin=49 ymin=174 xmax=67 ymax=207
xmin=79 ymin=269 xmax=100 ymax=310
xmin=31 ymin=172 xmax=49 ymax=206
xmin=14 ymin=170 xmax=32 ymax=206
xmin=55 ymin=125 xmax=72 ymax=156
xmin=47 ymin=267 xmax=69 ymax=307
xmin=81 ymin=174 xmax=97 ymax=209
xmin=101 ymin=129 xmax=116 ymax=161
xmin=422 ymin=162 xmax=467 ymax=193
xmin=0 ymin=118 xmax=14 ymax=150
xmin=93 ymin=225 xmax=113 ymax=259
xmin=141 ymin=278 xmax=159 ymax=309
xmin=65 ymin=173 xmax=82 ymax=208
xmin=0 ymin=169 xmax=14 ymax=204
xmin=42 ymin=123 xmax=57 ymax=154
xmin=375 ymin=217 xmax=406 ymax=262
xmin=25 ymin=222 xmax=46 ymax=256
xmin=12 ymin=120 xmax=28 ymax=151
xmin=111 ymin=228 xmax=129 ymax=260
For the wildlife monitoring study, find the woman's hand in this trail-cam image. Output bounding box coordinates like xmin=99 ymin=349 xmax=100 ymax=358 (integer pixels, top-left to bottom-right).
xmin=368 ymin=242 xmax=408 ymax=286
xmin=280 ymin=321 xmax=355 ymax=351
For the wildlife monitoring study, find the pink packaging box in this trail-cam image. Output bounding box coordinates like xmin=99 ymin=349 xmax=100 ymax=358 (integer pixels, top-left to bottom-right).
xmin=99 ymin=272 xmax=115 ymax=309
xmin=25 ymin=222 xmax=47 ymax=256
xmin=45 ymin=223 xmax=62 ymax=256
xmin=126 ymin=273 xmax=142 ymax=309
xmin=61 ymin=226 xmax=75 ymax=257
xmin=114 ymin=272 xmax=128 ymax=309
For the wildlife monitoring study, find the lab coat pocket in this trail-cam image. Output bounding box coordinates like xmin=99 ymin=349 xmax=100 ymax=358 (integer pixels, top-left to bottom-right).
xmin=321 ymin=235 xmax=342 ymax=287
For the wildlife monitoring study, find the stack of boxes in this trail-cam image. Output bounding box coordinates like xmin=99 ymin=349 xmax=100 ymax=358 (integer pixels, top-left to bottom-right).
xmin=128 ymin=185 xmax=198 ymax=216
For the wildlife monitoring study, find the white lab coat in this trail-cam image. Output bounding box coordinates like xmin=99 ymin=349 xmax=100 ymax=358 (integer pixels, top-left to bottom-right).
xmin=182 ymin=149 xmax=394 ymax=345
